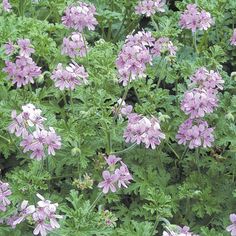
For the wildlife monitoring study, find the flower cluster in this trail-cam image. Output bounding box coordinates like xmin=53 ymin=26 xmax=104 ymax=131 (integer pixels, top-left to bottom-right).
xmin=135 ymin=0 xmax=165 ymax=17
xmin=230 ymin=29 xmax=236 ymax=46
xmin=61 ymin=32 xmax=87 ymax=58
xmin=226 ymin=213 xmax=236 ymax=236
xmin=179 ymin=4 xmax=213 ymax=32
xmin=176 ymin=119 xmax=214 ymax=149
xmin=8 ymin=104 xmax=61 ymax=160
xmin=116 ymin=31 xmax=176 ymax=85
xmin=151 ymin=37 xmax=177 ymax=57
xmin=2 ymin=0 xmax=12 ymax=12
xmin=124 ymin=113 xmax=165 ymax=149
xmin=180 ymin=88 xmax=218 ymax=119
xmin=163 ymin=225 xmax=199 ymax=236
xmin=3 ymin=39 xmax=41 ymax=88
xmin=62 ymin=1 xmax=98 ymax=31
xmin=98 ymin=155 xmax=133 ymax=194
xmin=0 ymin=181 xmax=12 ymax=212
xmin=190 ymin=67 xmax=224 ymax=90
xmin=177 ymin=67 xmax=223 ymax=149
xmin=116 ymin=32 xmax=153 ymax=85
xmin=6 ymin=194 xmax=62 ymax=236
xmin=51 ymin=61 xmax=88 ymax=90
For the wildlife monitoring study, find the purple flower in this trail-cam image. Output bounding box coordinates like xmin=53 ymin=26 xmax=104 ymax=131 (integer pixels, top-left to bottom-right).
xmin=176 ymin=119 xmax=214 ymax=149
xmin=113 ymin=99 xmax=133 ymax=118
xmin=32 ymin=193 xmax=62 ymax=235
xmin=115 ymin=162 xmax=133 ymax=188
xmin=190 ymin=67 xmax=224 ymax=91
xmin=116 ymin=31 xmax=153 ymax=86
xmin=62 ymin=1 xmax=98 ymax=32
xmin=151 ymin=37 xmax=177 ymax=57
xmin=179 ymin=4 xmax=213 ymax=32
xmin=13 ymin=200 xmax=36 ymax=226
xmin=124 ymin=113 xmax=165 ymax=149
xmin=17 ymin=39 xmax=35 ymax=57
xmin=3 ymin=55 xmax=41 ymax=88
xmin=105 ymin=155 xmax=122 ymax=166
xmin=135 ymin=0 xmax=165 ymax=17
xmin=0 ymin=181 xmax=12 ymax=212
xmin=230 ymin=29 xmax=236 ymax=46
xmin=4 ymin=41 xmax=15 ymax=55
xmin=62 ymin=32 xmax=87 ymax=58
xmin=180 ymin=88 xmax=218 ymax=119
xmin=2 ymin=0 xmax=12 ymax=12
xmin=227 ymin=214 xmax=236 ymax=236
xmin=8 ymin=104 xmax=61 ymax=160
xmin=163 ymin=224 xmax=199 ymax=236
xmin=98 ymin=170 xmax=118 ymax=194
xmin=51 ymin=61 xmax=88 ymax=90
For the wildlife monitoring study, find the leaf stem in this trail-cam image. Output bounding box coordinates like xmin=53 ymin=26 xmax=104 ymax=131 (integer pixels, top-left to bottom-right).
xmin=0 ymin=134 xmax=10 ymax=143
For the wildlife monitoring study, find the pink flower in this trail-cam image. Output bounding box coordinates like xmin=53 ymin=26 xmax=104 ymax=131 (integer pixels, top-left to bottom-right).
xmin=190 ymin=67 xmax=224 ymax=91
xmin=32 ymin=193 xmax=62 ymax=235
xmin=227 ymin=214 xmax=236 ymax=236
xmin=231 ymin=29 xmax=236 ymax=46
xmin=98 ymin=171 xmax=118 ymax=194
xmin=124 ymin=113 xmax=165 ymax=149
xmin=17 ymin=39 xmax=35 ymax=57
xmin=2 ymin=0 xmax=12 ymax=12
xmin=62 ymin=32 xmax=87 ymax=58
xmin=13 ymin=200 xmax=36 ymax=226
xmin=51 ymin=62 xmax=88 ymax=90
xmin=45 ymin=127 xmax=62 ymax=156
xmin=135 ymin=0 xmax=165 ymax=17
xmin=116 ymin=31 xmax=153 ymax=86
xmin=62 ymin=1 xmax=98 ymax=31
xmin=0 ymin=181 xmax=11 ymax=212
xmin=179 ymin=4 xmax=213 ymax=32
xmin=105 ymin=155 xmax=122 ymax=166
xmin=180 ymin=88 xmax=218 ymax=119
xmin=176 ymin=119 xmax=214 ymax=149
xmin=4 ymin=41 xmax=15 ymax=55
xmin=115 ymin=162 xmax=133 ymax=188
xmin=8 ymin=104 xmax=61 ymax=160
xmin=151 ymin=37 xmax=177 ymax=57
xmin=3 ymin=56 xmax=41 ymax=88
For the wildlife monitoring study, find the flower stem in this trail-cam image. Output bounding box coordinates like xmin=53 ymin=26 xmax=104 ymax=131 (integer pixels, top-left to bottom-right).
xmin=69 ymin=90 xmax=74 ymax=114
xmin=181 ymin=146 xmax=189 ymax=160
xmin=150 ymin=216 xmax=159 ymax=236
xmin=193 ymin=31 xmax=198 ymax=53
xmin=110 ymin=143 xmax=137 ymax=155
xmin=88 ymin=192 xmax=103 ymax=212
xmin=151 ymin=16 xmax=159 ymax=31
xmin=166 ymin=142 xmax=180 ymax=160
xmin=115 ymin=73 xmax=131 ymax=118
xmin=81 ymin=32 xmax=88 ymax=58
